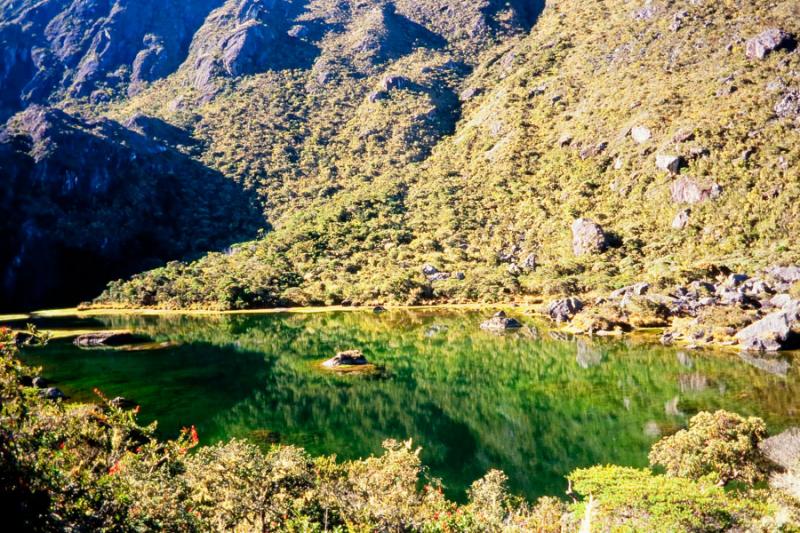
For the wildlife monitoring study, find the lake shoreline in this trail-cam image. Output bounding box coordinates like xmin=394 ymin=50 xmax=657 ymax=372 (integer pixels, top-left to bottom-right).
xmin=0 ymin=301 xmax=545 ymax=322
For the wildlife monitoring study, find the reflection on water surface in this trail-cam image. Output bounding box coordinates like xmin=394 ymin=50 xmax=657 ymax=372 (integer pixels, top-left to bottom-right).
xmin=16 ymin=309 xmax=800 ymax=500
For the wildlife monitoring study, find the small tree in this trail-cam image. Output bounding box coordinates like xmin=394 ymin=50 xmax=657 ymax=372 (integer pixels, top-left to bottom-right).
xmin=649 ymin=411 xmax=771 ymax=485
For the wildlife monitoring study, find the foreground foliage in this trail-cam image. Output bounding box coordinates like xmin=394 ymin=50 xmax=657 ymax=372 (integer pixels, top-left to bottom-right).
xmin=2 ymin=329 xmax=799 ymax=531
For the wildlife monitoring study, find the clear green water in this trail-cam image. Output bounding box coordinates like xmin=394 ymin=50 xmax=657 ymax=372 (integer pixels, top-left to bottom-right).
xmin=13 ymin=310 xmax=800 ymax=501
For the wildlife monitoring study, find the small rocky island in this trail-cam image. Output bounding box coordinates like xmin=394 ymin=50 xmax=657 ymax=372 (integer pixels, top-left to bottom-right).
xmin=322 ymin=350 xmax=370 ymax=370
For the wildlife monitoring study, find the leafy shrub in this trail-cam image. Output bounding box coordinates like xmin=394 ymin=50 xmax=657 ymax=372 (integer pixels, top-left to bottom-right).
xmin=649 ymin=410 xmax=771 ymax=485
xmin=568 ymin=466 xmax=771 ymax=532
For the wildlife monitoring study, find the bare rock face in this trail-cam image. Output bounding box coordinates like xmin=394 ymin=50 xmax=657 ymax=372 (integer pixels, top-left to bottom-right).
xmin=187 ymin=0 xmax=281 ymax=96
xmin=745 ymin=29 xmax=796 ymax=60
xmin=0 ymin=0 xmax=220 ymax=117
xmin=571 ymin=218 xmax=608 ymax=256
xmin=670 ymin=177 xmax=722 ymax=204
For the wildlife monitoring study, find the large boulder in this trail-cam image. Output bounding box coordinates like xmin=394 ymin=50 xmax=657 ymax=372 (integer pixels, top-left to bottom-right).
xmin=760 ymin=427 xmax=800 ymax=471
xmin=480 ymin=311 xmax=522 ymax=331
xmin=735 ymin=310 xmax=800 ymax=352
xmin=631 ymin=125 xmax=652 ymax=144
xmin=656 ymin=154 xmax=685 ymax=174
xmin=745 ymin=29 xmax=796 ymax=60
xmin=548 ymin=297 xmax=584 ymax=323
xmin=775 ymin=90 xmax=800 ymax=120
xmin=571 ymin=218 xmax=608 ymax=256
xmin=670 ymin=177 xmax=722 ymax=204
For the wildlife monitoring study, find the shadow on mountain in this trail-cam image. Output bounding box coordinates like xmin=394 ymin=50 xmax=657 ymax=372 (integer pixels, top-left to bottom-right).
xmin=483 ymin=0 xmax=547 ymax=32
xmin=0 ymin=106 xmax=262 ymax=312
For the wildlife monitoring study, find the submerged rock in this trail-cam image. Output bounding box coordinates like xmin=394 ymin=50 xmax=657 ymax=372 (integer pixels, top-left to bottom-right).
xmin=74 ymin=332 xmax=150 ymax=348
xmin=480 ymin=311 xmax=523 ymax=331
xmin=322 ymin=350 xmax=368 ymax=369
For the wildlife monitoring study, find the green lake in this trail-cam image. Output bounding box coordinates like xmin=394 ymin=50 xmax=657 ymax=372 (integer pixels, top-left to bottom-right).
xmin=12 ymin=309 xmax=800 ymax=501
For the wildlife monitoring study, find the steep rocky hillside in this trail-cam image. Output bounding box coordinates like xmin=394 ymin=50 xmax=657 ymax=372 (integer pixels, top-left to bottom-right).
xmin=2 ymin=0 xmax=799 ymax=311
xmin=0 ymin=106 xmax=259 ymax=310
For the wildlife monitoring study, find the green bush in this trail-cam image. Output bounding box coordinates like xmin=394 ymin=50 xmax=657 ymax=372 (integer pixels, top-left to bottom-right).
xmin=649 ymin=410 xmax=771 ymax=486
xmin=568 ymin=466 xmax=771 ymax=532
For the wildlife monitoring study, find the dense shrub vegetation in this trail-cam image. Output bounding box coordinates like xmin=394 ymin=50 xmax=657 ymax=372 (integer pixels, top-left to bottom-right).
xmin=2 ymin=329 xmax=800 ymax=531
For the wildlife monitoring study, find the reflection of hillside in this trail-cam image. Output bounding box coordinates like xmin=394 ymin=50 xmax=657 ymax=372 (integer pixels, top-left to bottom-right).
xmin=95 ymin=311 xmax=800 ymax=500
xmin=20 ymin=339 xmax=271 ymax=440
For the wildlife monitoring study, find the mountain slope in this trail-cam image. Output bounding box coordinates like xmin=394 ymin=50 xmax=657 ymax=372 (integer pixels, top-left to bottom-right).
xmin=2 ymin=0 xmax=800 ymax=311
xmin=0 ymin=106 xmax=260 ymax=310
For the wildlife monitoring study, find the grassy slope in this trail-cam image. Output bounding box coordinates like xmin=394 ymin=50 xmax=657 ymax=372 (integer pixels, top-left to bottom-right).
xmin=92 ymin=0 xmax=800 ymax=309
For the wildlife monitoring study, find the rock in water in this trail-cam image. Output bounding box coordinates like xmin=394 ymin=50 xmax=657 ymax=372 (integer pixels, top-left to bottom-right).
xmin=40 ymin=387 xmax=66 ymax=400
xmin=746 ymin=29 xmax=796 ymax=60
xmin=322 ymin=350 xmax=368 ymax=368
xmin=571 ymin=218 xmax=608 ymax=256
xmin=480 ymin=311 xmax=523 ymax=331
xmin=110 ymin=396 xmax=137 ymax=409
xmin=74 ymin=332 xmax=150 ymax=348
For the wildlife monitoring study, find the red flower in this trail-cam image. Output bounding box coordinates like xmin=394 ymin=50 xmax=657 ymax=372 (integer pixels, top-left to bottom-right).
xmin=109 ymin=461 xmax=122 ymax=475
xmin=190 ymin=425 xmax=199 ymax=445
